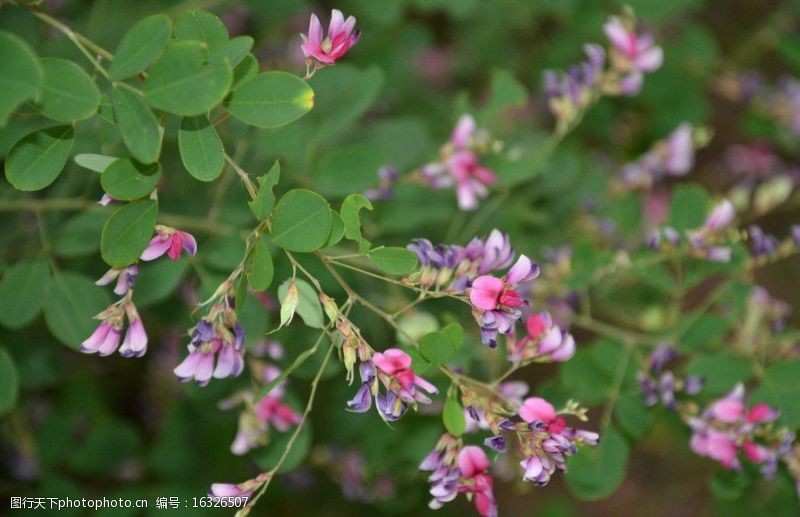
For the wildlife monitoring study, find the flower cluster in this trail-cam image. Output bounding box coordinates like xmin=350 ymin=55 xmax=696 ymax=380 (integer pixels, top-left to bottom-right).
xmin=483 ymin=397 xmax=598 ymax=485
xmin=637 ymin=344 xmax=703 ymax=409
xmin=220 ymin=361 xmax=301 ymax=455
xmin=174 ymin=293 xmax=245 ymax=386
xmin=420 ymin=114 xmax=497 ymax=211
xmin=687 ymin=384 xmax=794 ymax=478
xmin=347 ymin=348 xmax=438 ymax=422
xmin=300 ymin=9 xmax=359 ymax=71
xmin=419 ymin=435 xmax=497 ymax=517
xmin=81 ymin=265 xmax=147 ymax=358
xmin=649 ymin=199 xmax=737 ymax=262
xmin=506 ymin=311 xmax=576 ymax=364
xmin=543 ymin=15 xmax=662 ymax=128
xmin=618 ymin=123 xmax=696 ymax=190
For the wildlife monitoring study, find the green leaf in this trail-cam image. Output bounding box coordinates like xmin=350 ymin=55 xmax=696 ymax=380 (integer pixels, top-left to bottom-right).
xmin=565 ymin=426 xmax=629 ymax=500
xmin=484 ymin=68 xmax=528 ymax=113
xmin=0 ymin=258 xmax=50 ymax=329
xmin=4 ymin=126 xmax=74 ymax=191
xmin=419 ymin=330 xmax=457 ymax=366
xmin=368 ymin=247 xmax=419 ymax=275
xmin=248 ymin=160 xmax=281 ymax=220
xmin=210 ymin=36 xmax=253 ymax=67
xmin=233 ymin=53 xmax=259 ymax=86
xmin=679 ymin=313 xmax=730 ymax=351
xmin=440 ymin=322 xmax=464 ymax=350
xmin=668 ymin=184 xmax=710 ymax=230
xmin=277 ymin=278 xmax=323 ymax=329
xmin=443 ymin=396 xmax=465 ymax=437
xmin=53 ymin=211 xmax=109 ymax=257
xmin=751 ymin=360 xmax=800 ymax=429
xmin=710 ymin=469 xmax=750 ymax=501
xmin=108 ymin=14 xmax=172 ymax=80
xmin=44 ymin=272 xmax=111 ymax=349
xmin=177 ymin=115 xmax=224 ymax=181
xmin=111 ymin=86 xmax=162 ymax=164
xmin=247 ymin=237 xmax=274 ymax=291
xmin=313 ymin=144 xmax=389 ymax=197
xmin=174 ymin=9 xmax=229 ymax=53
xmin=614 ymin=392 xmax=654 ymax=439
xmin=0 ymin=348 xmax=18 ymax=416
xmin=340 ymin=194 xmax=373 ymax=253
xmin=686 ymin=354 xmax=752 ymax=396
xmin=37 ymin=58 xmax=100 ymax=122
xmin=74 ymin=154 xmax=117 ymax=173
xmin=100 ymin=200 xmax=158 ymax=267
xmin=0 ymin=30 xmax=43 ymax=125
xmin=101 ymin=158 xmax=161 ymax=200
xmin=227 ymin=71 xmax=315 ymax=128
xmin=143 ymin=41 xmax=232 ymax=116
xmin=324 ymin=211 xmax=345 ymax=247
xmin=271 ymin=189 xmax=332 ymax=252
xmin=132 ymin=258 xmax=189 ymax=308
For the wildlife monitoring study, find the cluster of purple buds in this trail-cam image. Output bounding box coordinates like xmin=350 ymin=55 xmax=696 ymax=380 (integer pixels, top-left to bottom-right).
xmin=364 ymin=166 xmax=399 ymax=202
xmin=485 ymin=397 xmax=598 ymax=486
xmin=619 ymin=123 xmax=696 ymax=189
xmin=174 ymin=294 xmax=245 ymax=386
xmin=81 ymin=265 xmax=148 ymax=358
xmin=219 ymin=362 xmax=301 ymax=455
xmin=637 ymin=344 xmax=702 ymax=409
xmin=747 ymin=225 xmax=779 ymax=257
xmin=463 ymin=381 xmax=530 ymax=437
xmin=420 ymin=114 xmax=497 ymax=211
xmin=408 ymin=229 xmax=514 ymax=292
xmin=346 ymin=348 xmax=438 ymax=422
xmin=419 ymin=436 xmax=498 ymax=517
xmin=688 ymin=384 xmax=793 ymax=477
xmin=543 ymin=44 xmax=605 ymax=123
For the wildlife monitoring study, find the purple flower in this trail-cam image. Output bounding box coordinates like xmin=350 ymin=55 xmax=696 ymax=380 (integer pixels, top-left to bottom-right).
xmin=174 ymin=311 xmax=245 ymax=386
xmin=544 ymin=44 xmax=606 ymax=110
xmin=603 ymin=16 xmax=663 ymax=96
xmin=95 ymin=265 xmax=139 ymax=296
xmin=363 ymin=166 xmax=399 ymax=201
xmin=81 ymin=321 xmax=122 ymax=356
xmin=484 ymin=435 xmax=506 ymax=452
xmin=620 ymin=124 xmax=695 ymax=189
xmin=748 ymin=225 xmax=779 ymax=256
xmin=140 ymin=225 xmax=197 ymax=262
xmin=119 ymin=305 xmax=147 ymax=358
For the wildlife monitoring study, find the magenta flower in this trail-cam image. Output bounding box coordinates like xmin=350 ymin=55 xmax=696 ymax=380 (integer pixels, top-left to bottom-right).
xmin=691 ymin=429 xmax=739 ymax=469
xmin=140 ymin=225 xmax=197 ymax=262
xmin=603 ymin=16 xmax=663 ymax=96
xmin=373 ymin=348 xmax=438 ymax=403
xmin=421 ymin=115 xmax=496 ymax=211
xmin=174 ymin=304 xmax=245 ymax=386
xmin=456 ymin=446 xmax=497 ymax=517
xmin=508 ymin=311 xmax=576 ymax=363
xmin=81 ymin=321 xmax=122 ymax=356
xmin=119 ymin=304 xmax=147 ymax=358
xmin=300 ymin=9 xmax=359 ymax=66
xmin=469 ymin=255 xmax=540 ymax=347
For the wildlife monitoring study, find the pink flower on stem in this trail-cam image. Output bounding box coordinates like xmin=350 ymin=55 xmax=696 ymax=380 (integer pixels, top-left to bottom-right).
xmin=208 ymin=482 xmax=254 ymax=499
xmin=300 ymin=9 xmax=360 ymax=67
xmin=95 ymin=264 xmax=139 ymax=296
xmin=469 ymin=255 xmax=539 ymax=347
xmin=372 ymin=348 xmax=438 ymax=403
xmin=603 ymin=16 xmax=663 ymax=96
xmin=81 ymin=321 xmax=122 ymax=356
xmin=457 ymin=446 xmax=497 ymax=517
xmin=140 ymin=225 xmax=197 ymax=262
xmin=508 ymin=311 xmax=576 ymax=363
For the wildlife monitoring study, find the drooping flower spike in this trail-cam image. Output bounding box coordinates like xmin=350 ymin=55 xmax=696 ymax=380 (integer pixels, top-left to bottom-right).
xmin=140 ymin=225 xmax=197 ymax=262
xmin=300 ymin=9 xmax=360 ymax=68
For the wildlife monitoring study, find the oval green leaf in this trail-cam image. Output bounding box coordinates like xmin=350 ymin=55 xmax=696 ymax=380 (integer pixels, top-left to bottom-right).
xmin=368 ymin=247 xmax=419 ymax=275
xmin=0 ymin=348 xmax=18 ymax=416
xmin=419 ymin=330 xmax=457 ymax=366
xmin=100 ymin=200 xmax=159 ymax=267
xmin=271 ymin=189 xmax=332 ymax=253
xmin=74 ymin=153 xmax=118 ymax=173
xmin=112 ymin=86 xmax=162 ymax=164
xmin=143 ymin=41 xmax=232 ymax=116
xmin=210 ymin=36 xmax=253 ymax=67
xmin=101 ymin=158 xmax=161 ymax=200
xmin=247 ymin=237 xmax=274 ymax=291
xmin=0 ymin=257 xmax=51 ymax=329
xmin=178 ymin=115 xmax=224 ymax=181
xmin=109 ymin=14 xmax=172 ymax=80
xmin=443 ymin=396 xmax=465 ymax=437
xmin=0 ymin=30 xmax=43 ymax=125
xmin=4 ymin=126 xmax=74 ymax=191
xmin=44 ymin=272 xmax=111 ymax=349
xmin=37 ymin=58 xmax=100 ymax=122
xmin=565 ymin=426 xmax=629 ymax=500
xmin=227 ymin=71 xmax=314 ymax=128
xmin=175 ymin=9 xmax=228 ymax=53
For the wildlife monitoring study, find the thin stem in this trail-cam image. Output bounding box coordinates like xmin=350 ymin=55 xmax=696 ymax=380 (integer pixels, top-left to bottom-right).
xmin=601 ymin=342 xmax=635 ymax=427
xmin=572 ymin=314 xmax=660 ymax=347
xmin=224 ymin=154 xmax=258 ymax=201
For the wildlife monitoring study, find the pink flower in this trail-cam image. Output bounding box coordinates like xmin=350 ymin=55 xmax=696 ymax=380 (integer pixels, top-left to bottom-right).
xmin=449 ymin=150 xmax=497 ymax=211
xmin=703 ymin=199 xmax=735 ymax=231
xmin=508 ymin=312 xmax=576 ymax=363
xmin=709 ymin=384 xmax=746 ymax=423
xmin=691 ymin=429 xmax=739 ymax=469
xmin=456 ymin=447 xmax=497 ymax=517
xmin=209 ymin=482 xmax=254 ymax=498
xmin=140 ymin=225 xmax=197 ymax=261
xmin=519 ymin=397 xmax=557 ymax=425
xmin=300 ymin=9 xmax=360 ymax=66
xmin=81 ymin=321 xmax=122 ymax=356
xmin=469 ymin=255 xmax=537 ymax=311
xmin=373 ymin=348 xmax=438 ymax=397
xmin=603 ymin=16 xmax=663 ymax=72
